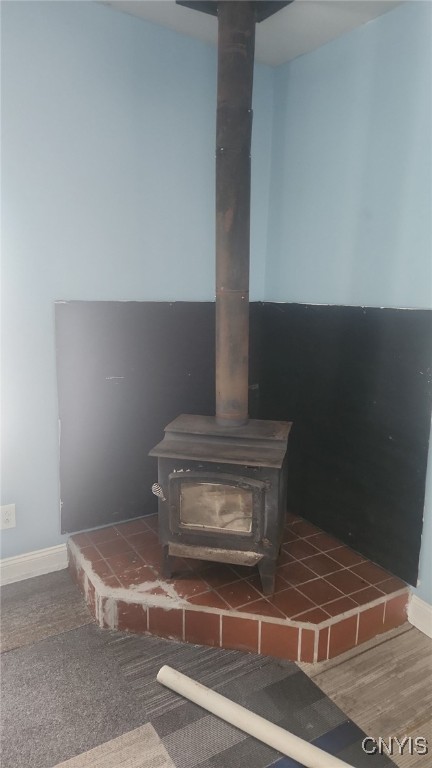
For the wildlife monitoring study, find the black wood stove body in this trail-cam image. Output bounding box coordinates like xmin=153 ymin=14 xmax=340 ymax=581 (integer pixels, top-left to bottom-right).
xmin=149 ymin=414 xmax=291 ymax=594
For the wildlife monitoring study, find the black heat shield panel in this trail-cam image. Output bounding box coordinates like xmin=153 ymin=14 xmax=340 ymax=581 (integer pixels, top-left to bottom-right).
xmin=56 ymin=302 xmax=212 ymax=533
xmin=56 ymin=301 xmax=263 ymax=534
xmin=259 ymin=303 xmax=432 ymax=585
xmin=56 ymin=300 xmax=432 ymax=585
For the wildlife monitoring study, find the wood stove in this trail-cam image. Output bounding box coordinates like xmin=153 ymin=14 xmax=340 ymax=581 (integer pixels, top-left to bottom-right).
xmin=150 ymin=1 xmax=292 ymax=595
xmin=149 ymin=415 xmax=290 ymax=594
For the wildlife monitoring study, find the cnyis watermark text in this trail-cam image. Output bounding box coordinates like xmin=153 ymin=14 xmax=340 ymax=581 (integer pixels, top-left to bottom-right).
xmin=362 ymin=736 xmax=429 ymax=756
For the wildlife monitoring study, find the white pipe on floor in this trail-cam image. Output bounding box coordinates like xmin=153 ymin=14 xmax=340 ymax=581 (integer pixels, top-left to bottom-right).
xmin=157 ymin=665 xmax=354 ymax=768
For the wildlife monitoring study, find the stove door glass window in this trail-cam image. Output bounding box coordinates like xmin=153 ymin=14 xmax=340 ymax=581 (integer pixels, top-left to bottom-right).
xmin=180 ymin=482 xmax=253 ymax=533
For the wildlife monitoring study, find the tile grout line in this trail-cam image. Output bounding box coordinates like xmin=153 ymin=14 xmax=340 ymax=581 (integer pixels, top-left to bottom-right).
xmin=90 ymin=542 xmax=122 ymax=582
xmin=284 ymin=531 xmax=404 ymax=587
xmin=313 ymin=627 xmax=319 ymax=663
xmin=297 ymin=627 xmax=302 ymax=660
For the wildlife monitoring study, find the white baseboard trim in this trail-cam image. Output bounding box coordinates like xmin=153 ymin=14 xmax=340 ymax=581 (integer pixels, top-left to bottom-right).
xmin=408 ymin=593 xmax=432 ymax=639
xmin=0 ymin=544 xmax=68 ymax=586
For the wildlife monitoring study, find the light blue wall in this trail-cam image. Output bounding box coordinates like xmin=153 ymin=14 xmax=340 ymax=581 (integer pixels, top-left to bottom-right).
xmin=266 ymin=2 xmax=431 ymax=309
xmin=265 ymin=1 xmax=432 ymax=603
xmin=0 ymin=1 xmax=273 ymax=557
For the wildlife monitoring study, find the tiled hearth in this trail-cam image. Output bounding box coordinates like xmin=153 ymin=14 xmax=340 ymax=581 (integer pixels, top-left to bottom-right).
xmin=68 ymin=513 xmax=409 ymax=663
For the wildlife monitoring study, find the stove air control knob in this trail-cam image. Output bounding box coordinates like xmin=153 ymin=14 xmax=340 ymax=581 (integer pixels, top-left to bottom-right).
xmin=151 ymin=483 xmax=166 ymax=502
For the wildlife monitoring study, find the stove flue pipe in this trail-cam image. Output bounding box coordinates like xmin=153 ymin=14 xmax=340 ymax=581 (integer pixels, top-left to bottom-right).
xmin=215 ymin=1 xmax=255 ymax=427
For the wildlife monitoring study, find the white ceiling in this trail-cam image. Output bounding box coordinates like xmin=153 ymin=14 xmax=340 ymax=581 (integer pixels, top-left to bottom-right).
xmin=103 ymin=0 xmax=402 ymax=67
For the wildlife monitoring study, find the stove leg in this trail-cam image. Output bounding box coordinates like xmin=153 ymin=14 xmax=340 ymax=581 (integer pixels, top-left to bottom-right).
xmin=162 ymin=545 xmax=174 ymax=580
xmin=258 ymin=557 xmax=277 ymax=596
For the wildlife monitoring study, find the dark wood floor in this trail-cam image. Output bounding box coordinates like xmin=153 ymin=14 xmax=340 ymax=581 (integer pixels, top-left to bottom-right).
xmin=300 ymin=624 xmax=432 ymax=768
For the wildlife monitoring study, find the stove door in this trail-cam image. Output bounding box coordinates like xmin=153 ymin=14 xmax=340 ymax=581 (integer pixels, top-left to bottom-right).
xmin=169 ymin=472 xmax=266 ymax=539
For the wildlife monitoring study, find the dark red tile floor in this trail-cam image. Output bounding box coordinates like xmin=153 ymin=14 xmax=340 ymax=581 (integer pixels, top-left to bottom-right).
xmin=68 ymin=513 xmax=409 ymax=662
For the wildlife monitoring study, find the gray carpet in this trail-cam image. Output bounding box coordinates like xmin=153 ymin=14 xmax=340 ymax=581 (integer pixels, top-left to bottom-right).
xmin=0 ymin=570 xmax=92 ymax=652
xmin=1 ymin=624 xmax=147 ymax=768
xmin=1 ymin=621 xmax=395 ymax=768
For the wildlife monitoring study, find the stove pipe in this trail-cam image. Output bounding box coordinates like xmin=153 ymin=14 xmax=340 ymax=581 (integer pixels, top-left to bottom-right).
xmin=215 ymin=1 xmax=255 ymax=427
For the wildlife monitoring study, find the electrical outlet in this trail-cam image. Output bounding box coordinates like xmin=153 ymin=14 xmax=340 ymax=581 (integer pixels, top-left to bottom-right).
xmin=1 ymin=504 xmax=16 ymax=530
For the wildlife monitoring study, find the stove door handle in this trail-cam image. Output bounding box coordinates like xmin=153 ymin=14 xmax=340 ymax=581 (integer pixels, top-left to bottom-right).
xmin=151 ymin=483 xmax=167 ymax=502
